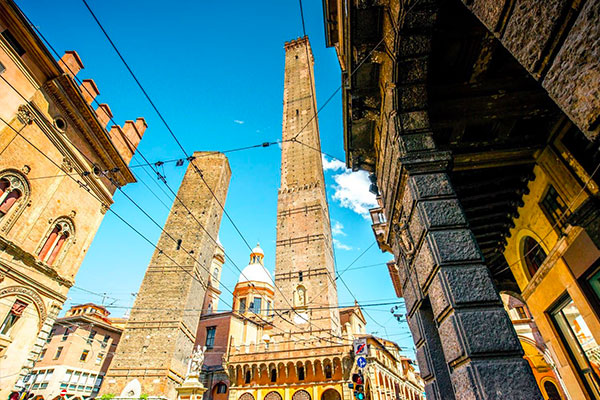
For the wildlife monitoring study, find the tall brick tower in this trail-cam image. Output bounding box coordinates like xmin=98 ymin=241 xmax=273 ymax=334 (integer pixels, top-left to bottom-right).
xmin=273 ymin=37 xmax=341 ymax=337
xmin=100 ymin=153 xmax=231 ymax=399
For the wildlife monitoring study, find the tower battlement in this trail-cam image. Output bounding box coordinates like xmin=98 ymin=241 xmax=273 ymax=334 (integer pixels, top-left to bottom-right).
xmin=284 ymin=36 xmax=314 ymax=62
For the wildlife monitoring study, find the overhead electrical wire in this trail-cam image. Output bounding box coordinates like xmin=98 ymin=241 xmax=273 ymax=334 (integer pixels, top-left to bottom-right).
xmin=22 ymin=3 xmax=400 ymax=341
xmin=76 ymin=0 xmax=364 ymax=343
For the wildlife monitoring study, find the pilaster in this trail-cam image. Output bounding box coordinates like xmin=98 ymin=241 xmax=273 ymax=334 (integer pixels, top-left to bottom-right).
xmin=392 ymin=132 xmax=542 ymax=399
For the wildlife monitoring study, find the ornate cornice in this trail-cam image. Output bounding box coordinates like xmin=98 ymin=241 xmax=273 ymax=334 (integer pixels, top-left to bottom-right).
xmin=0 ymin=236 xmax=74 ymax=288
xmin=42 ymin=76 xmax=135 ymax=186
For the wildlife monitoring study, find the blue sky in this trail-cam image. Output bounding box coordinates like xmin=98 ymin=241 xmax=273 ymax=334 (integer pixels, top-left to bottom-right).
xmin=17 ymin=0 xmax=413 ymax=356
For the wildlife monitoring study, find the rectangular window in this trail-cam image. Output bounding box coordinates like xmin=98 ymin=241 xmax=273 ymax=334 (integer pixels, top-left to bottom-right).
xmin=96 ymin=353 xmax=104 ymax=365
xmin=63 ymin=370 xmax=73 ymax=383
xmin=44 ymin=370 xmax=53 ymax=381
xmin=62 ymin=329 xmax=70 ymax=341
xmin=551 ymin=296 xmax=600 ymax=398
xmin=267 ymin=301 xmax=271 ymax=315
xmin=0 ymin=299 xmax=28 ymax=335
xmin=1 ymin=30 xmax=26 ymax=56
xmin=239 ymin=298 xmax=246 ymax=313
xmin=47 ymin=329 xmax=55 ymax=343
xmin=54 ymin=347 xmax=63 ymax=359
xmin=40 ymin=348 xmax=47 ymax=359
xmin=87 ymin=330 xmax=96 ymax=344
xmin=205 ymin=326 xmax=216 ymax=349
xmin=80 ymin=349 xmax=89 ymax=361
xmin=252 ymin=297 xmax=262 ymax=314
xmin=299 ymin=271 xmax=303 ymax=282
xmin=539 ymin=185 xmax=568 ymax=229
xmin=102 ymin=335 xmax=110 ymax=347
xmin=515 ymin=307 xmax=528 ymax=320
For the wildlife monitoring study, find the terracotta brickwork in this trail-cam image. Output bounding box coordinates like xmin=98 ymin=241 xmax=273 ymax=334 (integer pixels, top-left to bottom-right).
xmin=0 ymin=1 xmax=143 ymax=396
xmin=273 ymin=37 xmax=340 ymax=337
xmin=100 ymin=153 xmax=231 ymax=399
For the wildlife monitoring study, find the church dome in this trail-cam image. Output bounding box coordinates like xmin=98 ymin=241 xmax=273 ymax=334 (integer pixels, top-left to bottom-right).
xmin=237 ymin=243 xmax=273 ymax=285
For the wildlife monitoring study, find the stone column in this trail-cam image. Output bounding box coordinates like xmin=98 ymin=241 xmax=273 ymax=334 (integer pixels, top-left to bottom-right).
xmin=393 ymin=135 xmax=542 ymax=399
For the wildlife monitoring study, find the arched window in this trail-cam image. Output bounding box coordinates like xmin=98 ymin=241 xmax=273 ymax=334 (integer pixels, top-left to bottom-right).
xmin=295 ymin=285 xmax=306 ymax=307
xmin=215 ymin=383 xmax=227 ymax=394
xmin=270 ymin=368 xmax=277 ymax=382
xmin=38 ymin=218 xmax=74 ymax=266
xmin=0 ymin=171 xmax=30 ymax=229
xmin=265 ymin=392 xmax=282 ymax=400
xmin=523 ymin=236 xmax=547 ymax=277
xmin=543 ymin=381 xmax=561 ymax=400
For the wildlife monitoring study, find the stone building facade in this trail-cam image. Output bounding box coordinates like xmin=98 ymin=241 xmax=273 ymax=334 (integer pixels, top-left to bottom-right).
xmin=100 ymin=153 xmax=231 ymax=400
xmin=20 ymin=303 xmax=124 ymax=400
xmin=0 ymin=0 xmax=145 ymax=396
xmin=360 ymin=336 xmax=424 ymax=400
xmin=502 ymin=142 xmax=600 ymax=398
xmin=322 ymin=0 xmax=600 ymax=398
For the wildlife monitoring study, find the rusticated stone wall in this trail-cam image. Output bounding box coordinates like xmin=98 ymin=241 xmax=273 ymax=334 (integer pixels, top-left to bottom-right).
xmin=464 ymin=0 xmax=599 ymax=141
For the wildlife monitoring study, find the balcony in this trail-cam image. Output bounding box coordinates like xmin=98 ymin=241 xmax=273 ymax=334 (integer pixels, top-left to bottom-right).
xmin=369 ymin=206 xmax=391 ymax=253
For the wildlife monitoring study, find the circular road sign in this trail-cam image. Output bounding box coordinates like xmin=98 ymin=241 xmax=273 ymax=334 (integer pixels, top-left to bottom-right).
xmin=60 ymin=389 xmax=67 ymax=397
xmin=356 ymin=356 xmax=367 ymax=368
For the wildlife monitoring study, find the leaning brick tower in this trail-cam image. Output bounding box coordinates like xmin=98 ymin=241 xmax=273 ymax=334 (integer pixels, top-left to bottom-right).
xmin=273 ymin=37 xmax=341 ymax=337
xmin=100 ymin=153 xmax=231 ymax=399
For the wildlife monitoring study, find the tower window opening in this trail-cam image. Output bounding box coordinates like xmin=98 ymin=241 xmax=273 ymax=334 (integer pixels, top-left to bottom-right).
xmin=176 ymin=239 xmax=182 ymax=250
xmin=270 ymin=369 xmax=277 ymax=382
xmin=324 ymin=365 xmax=332 ymax=379
xmin=299 ymin=271 xmax=303 ymax=281
xmin=245 ymin=371 xmax=251 ymax=384
xmin=296 ymin=109 xmax=299 ymax=116
xmin=298 ymin=366 xmax=305 ymax=380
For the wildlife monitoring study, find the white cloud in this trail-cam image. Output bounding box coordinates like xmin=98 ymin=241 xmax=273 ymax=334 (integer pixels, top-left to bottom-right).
xmin=322 ymin=155 xmax=346 ymax=171
xmin=333 ymin=238 xmax=352 ymax=251
xmin=331 ymin=170 xmax=378 ymax=218
xmin=234 ymin=120 xmax=244 ymax=124
xmin=331 ymin=220 xmax=346 ymax=236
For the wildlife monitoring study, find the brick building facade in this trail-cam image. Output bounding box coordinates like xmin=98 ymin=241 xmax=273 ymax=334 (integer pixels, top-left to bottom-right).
xmin=21 ymin=303 xmax=123 ymax=400
xmin=100 ymin=153 xmax=231 ymax=399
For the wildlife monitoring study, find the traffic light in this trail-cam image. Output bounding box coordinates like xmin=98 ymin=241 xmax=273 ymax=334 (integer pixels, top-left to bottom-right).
xmin=354 ymin=384 xmax=365 ymax=400
xmin=352 ymin=372 xmax=365 ymax=400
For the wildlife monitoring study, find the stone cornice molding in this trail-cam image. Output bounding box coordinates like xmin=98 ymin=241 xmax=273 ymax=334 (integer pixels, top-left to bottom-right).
xmin=0 ymin=235 xmax=74 ymax=289
xmin=43 ymin=77 xmax=135 ymax=186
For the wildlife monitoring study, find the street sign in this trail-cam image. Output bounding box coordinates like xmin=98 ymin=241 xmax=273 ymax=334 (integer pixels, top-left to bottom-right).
xmin=60 ymin=389 xmax=67 ymax=397
xmin=356 ymin=356 xmax=367 ymax=368
xmin=353 ymin=338 xmax=367 ymax=356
